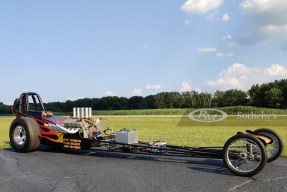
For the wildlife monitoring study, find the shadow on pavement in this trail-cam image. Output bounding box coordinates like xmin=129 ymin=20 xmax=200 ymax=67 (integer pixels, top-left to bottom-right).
xmin=5 ymin=144 xmax=231 ymax=176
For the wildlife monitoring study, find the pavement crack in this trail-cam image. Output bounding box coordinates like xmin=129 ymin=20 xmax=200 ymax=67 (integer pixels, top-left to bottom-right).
xmin=229 ymin=179 xmax=253 ymax=191
xmin=74 ymin=178 xmax=86 ymax=192
xmin=134 ymin=163 xmax=142 ymax=171
xmin=0 ymin=151 xmax=29 ymax=177
xmin=87 ymin=175 xmax=97 ymax=192
xmin=50 ymin=180 xmax=59 ymax=192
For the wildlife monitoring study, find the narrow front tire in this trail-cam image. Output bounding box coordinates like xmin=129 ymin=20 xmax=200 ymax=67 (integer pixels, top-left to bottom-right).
xmin=253 ymin=128 xmax=283 ymax=162
xmin=223 ymin=134 xmax=267 ymax=177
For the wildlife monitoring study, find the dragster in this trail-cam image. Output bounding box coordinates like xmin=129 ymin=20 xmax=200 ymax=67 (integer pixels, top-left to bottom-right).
xmin=9 ymin=92 xmax=284 ymax=177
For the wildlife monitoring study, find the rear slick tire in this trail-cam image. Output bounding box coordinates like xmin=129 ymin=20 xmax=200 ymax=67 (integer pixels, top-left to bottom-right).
xmin=9 ymin=117 xmax=41 ymax=152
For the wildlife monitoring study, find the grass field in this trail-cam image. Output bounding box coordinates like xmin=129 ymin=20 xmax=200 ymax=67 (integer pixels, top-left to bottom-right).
xmin=0 ymin=116 xmax=10 ymax=149
xmin=50 ymin=106 xmax=287 ymax=116
xmin=1 ymin=114 xmax=286 ymax=156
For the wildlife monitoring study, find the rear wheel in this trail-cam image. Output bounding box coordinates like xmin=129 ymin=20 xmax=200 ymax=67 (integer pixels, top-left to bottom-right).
xmin=223 ymin=134 xmax=267 ymax=177
xmin=9 ymin=117 xmax=41 ymax=152
xmin=253 ymin=128 xmax=283 ymax=162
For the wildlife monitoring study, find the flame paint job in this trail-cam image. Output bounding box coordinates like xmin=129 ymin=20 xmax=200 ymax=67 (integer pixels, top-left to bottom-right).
xmin=18 ymin=114 xmax=64 ymax=144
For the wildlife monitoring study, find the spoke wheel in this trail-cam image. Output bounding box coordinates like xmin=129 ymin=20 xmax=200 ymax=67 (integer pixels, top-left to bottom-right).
xmin=223 ymin=134 xmax=267 ymax=177
xmin=253 ymin=128 xmax=283 ymax=162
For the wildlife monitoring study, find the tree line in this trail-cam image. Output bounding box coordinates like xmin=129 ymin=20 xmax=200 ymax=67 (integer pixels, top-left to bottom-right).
xmin=0 ymin=79 xmax=286 ymax=114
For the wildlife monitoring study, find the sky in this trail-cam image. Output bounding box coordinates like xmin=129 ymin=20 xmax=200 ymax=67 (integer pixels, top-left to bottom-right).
xmin=0 ymin=0 xmax=287 ymax=104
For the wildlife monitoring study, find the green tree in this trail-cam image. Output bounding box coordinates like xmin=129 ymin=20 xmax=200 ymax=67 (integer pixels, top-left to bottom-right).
xmin=181 ymin=92 xmax=193 ymax=108
xmin=265 ymin=88 xmax=283 ymax=108
xmin=129 ymin=96 xmax=144 ymax=109
xmin=140 ymin=95 xmax=157 ymax=109
xmin=212 ymin=90 xmax=249 ymax=107
xmin=0 ymin=102 xmax=11 ymax=114
xmin=198 ymin=92 xmax=212 ymax=108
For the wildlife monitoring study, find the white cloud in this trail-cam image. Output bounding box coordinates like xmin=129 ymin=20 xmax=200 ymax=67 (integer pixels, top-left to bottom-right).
xmin=216 ymin=52 xmax=224 ymax=57
xmin=264 ymin=64 xmax=287 ymax=76
xmin=66 ymin=95 xmax=85 ymax=101
xmin=226 ymin=52 xmax=234 ymax=57
xmin=146 ymin=84 xmax=161 ymax=90
xmin=181 ymin=81 xmax=192 ymax=92
xmin=221 ymin=13 xmax=230 ymax=22
xmin=239 ymin=0 xmax=287 ymax=49
xmin=222 ymin=34 xmax=232 ymax=41
xmin=240 ymin=0 xmax=284 ymax=12
xmin=132 ymin=88 xmax=142 ymax=96
xmin=207 ymin=63 xmax=287 ymax=90
xmin=184 ymin=19 xmax=191 ymax=26
xmin=181 ymin=0 xmax=223 ymax=15
xmin=216 ymin=52 xmax=233 ymax=57
xmin=261 ymin=24 xmax=287 ymax=47
xmin=103 ymin=91 xmax=116 ymax=96
xmin=207 ymin=11 xmax=219 ymax=20
xmin=197 ymin=46 xmax=233 ymax=57
xmin=222 ymin=34 xmax=237 ymax=47
xmin=197 ymin=47 xmax=217 ymax=53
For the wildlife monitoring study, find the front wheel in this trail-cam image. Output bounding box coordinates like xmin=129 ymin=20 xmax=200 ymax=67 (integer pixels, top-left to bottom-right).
xmin=223 ymin=134 xmax=267 ymax=177
xmin=9 ymin=117 xmax=41 ymax=152
xmin=253 ymin=128 xmax=283 ymax=162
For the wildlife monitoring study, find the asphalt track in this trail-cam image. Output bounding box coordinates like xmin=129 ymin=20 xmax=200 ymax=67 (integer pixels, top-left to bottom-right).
xmin=0 ymin=146 xmax=287 ymax=192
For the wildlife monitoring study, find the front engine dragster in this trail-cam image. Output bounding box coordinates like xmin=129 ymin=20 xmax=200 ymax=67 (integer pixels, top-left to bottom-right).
xmin=9 ymin=92 xmax=284 ymax=177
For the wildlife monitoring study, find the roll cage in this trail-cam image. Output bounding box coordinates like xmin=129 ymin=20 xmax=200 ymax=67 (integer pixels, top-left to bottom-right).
xmin=13 ymin=92 xmax=46 ymax=115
